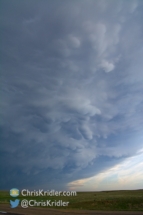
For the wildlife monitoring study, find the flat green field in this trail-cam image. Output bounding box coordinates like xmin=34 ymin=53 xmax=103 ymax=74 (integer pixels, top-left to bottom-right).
xmin=0 ymin=190 xmax=143 ymax=211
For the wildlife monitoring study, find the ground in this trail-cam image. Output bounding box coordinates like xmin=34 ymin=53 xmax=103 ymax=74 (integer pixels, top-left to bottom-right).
xmin=0 ymin=190 xmax=143 ymax=214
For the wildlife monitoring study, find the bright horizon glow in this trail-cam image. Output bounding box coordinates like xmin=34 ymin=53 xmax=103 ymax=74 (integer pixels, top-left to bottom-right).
xmin=68 ymin=149 xmax=143 ymax=191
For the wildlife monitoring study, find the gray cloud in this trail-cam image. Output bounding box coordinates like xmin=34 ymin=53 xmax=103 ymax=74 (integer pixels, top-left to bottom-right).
xmin=0 ymin=0 xmax=143 ymax=189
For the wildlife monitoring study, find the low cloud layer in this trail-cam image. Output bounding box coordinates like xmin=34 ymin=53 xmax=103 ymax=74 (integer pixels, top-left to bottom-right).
xmin=68 ymin=149 xmax=143 ymax=191
xmin=0 ymin=0 xmax=143 ymax=190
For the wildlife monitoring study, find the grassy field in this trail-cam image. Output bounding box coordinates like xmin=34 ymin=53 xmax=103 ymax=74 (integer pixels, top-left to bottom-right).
xmin=0 ymin=190 xmax=143 ymax=211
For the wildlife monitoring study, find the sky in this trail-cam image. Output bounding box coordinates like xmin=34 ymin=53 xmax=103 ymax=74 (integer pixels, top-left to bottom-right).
xmin=0 ymin=0 xmax=143 ymax=191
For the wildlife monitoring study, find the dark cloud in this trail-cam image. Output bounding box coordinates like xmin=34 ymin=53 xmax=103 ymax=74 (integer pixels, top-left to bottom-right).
xmin=0 ymin=0 xmax=143 ymax=190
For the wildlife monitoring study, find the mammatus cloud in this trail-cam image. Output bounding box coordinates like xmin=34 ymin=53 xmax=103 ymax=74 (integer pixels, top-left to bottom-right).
xmin=100 ymin=60 xmax=115 ymax=72
xmin=0 ymin=0 xmax=143 ymax=189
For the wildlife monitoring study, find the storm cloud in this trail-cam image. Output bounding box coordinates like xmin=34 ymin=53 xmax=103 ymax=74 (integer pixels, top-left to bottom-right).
xmin=0 ymin=0 xmax=143 ymax=190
